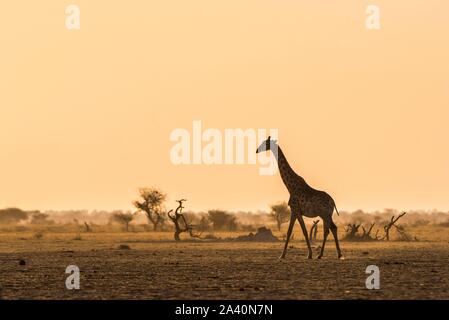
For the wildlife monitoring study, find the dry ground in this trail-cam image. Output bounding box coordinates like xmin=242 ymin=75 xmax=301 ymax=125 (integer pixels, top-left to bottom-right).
xmin=0 ymin=230 xmax=448 ymax=299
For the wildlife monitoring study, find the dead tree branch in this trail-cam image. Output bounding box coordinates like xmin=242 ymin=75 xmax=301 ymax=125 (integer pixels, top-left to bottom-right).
xmin=362 ymin=222 xmax=375 ymax=238
xmin=343 ymin=223 xmax=361 ymax=240
xmin=167 ymin=199 xmax=203 ymax=241
xmin=383 ymin=212 xmax=407 ymax=241
xmin=309 ymin=220 xmax=320 ymax=242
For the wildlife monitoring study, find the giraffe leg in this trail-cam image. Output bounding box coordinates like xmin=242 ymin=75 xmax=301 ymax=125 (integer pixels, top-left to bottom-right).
xmin=297 ymin=215 xmax=313 ymax=259
xmin=317 ymin=219 xmax=330 ymax=259
xmin=330 ymin=220 xmax=343 ymax=259
xmin=279 ymin=212 xmax=295 ymax=259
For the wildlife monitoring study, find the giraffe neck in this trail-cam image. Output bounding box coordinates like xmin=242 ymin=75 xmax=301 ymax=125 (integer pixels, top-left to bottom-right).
xmin=274 ymin=145 xmax=308 ymax=193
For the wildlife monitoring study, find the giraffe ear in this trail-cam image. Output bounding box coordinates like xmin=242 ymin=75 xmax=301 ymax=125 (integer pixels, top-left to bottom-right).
xmin=267 ymin=136 xmax=271 ymax=141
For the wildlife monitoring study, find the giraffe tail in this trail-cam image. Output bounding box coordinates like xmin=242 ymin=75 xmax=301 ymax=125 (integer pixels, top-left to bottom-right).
xmin=334 ymin=203 xmax=340 ymax=216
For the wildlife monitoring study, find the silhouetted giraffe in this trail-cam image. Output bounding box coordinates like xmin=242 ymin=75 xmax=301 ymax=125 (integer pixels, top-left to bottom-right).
xmin=256 ymin=136 xmax=343 ymax=259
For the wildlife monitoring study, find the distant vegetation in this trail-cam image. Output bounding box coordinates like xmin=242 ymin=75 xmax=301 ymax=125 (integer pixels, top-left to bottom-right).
xmin=0 ymin=208 xmax=29 ymax=224
xmin=110 ymin=211 xmax=135 ymax=232
xmin=1 ymin=188 xmax=449 ymax=241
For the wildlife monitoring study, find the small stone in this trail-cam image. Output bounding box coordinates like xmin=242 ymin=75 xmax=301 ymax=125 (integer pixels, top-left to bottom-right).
xmin=19 ymin=259 xmax=26 ymax=266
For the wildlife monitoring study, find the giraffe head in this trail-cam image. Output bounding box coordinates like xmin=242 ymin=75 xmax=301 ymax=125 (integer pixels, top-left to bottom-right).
xmin=256 ymin=136 xmax=277 ymax=153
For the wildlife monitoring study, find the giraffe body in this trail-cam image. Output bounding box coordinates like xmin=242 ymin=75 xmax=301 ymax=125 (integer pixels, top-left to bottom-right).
xmin=257 ymin=137 xmax=343 ymax=259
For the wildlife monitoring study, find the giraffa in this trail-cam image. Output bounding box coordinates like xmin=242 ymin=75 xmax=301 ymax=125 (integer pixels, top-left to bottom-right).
xmin=256 ymin=136 xmax=343 ymax=259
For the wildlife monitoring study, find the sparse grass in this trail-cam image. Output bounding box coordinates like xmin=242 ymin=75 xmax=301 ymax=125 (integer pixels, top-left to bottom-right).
xmin=0 ymin=225 xmax=447 ymax=255
xmin=0 ymin=238 xmax=448 ymax=299
xmin=73 ymin=234 xmax=82 ymax=241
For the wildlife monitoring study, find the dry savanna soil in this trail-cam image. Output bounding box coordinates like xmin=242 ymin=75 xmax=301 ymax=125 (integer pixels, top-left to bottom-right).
xmin=0 ymin=229 xmax=448 ymax=299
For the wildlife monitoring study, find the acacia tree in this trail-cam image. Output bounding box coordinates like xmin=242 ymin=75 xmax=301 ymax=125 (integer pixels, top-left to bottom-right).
xmin=30 ymin=211 xmax=54 ymax=225
xmin=269 ymin=202 xmax=290 ymax=231
xmin=112 ymin=211 xmax=135 ymax=232
xmin=133 ymin=187 xmax=166 ymax=231
xmin=207 ymin=210 xmax=238 ymax=231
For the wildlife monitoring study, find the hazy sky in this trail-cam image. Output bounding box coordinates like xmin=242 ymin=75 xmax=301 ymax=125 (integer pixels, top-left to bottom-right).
xmin=1 ymin=1 xmax=448 ymax=212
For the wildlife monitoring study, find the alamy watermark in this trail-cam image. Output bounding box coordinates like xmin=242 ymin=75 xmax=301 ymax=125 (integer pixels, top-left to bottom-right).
xmin=169 ymin=121 xmax=279 ymax=175
xmin=65 ymin=265 xmax=80 ymax=290
xmin=365 ymin=265 xmax=380 ymax=289
xmin=65 ymin=4 xmax=80 ymax=30
xmin=365 ymin=5 xmax=381 ymax=30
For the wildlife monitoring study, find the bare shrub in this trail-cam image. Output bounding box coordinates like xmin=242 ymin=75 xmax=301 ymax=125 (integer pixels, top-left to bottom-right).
xmin=383 ymin=212 xmax=407 ymax=241
xmin=309 ymin=220 xmax=320 ymax=242
xmin=342 ymin=212 xmax=417 ymax=242
xmin=343 ymin=223 xmax=361 ymax=241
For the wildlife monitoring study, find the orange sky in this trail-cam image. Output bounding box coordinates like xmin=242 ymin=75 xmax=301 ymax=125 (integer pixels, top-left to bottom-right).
xmin=1 ymin=1 xmax=448 ymax=212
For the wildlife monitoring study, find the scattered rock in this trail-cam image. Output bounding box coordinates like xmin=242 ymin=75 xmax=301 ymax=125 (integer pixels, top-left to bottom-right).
xmin=19 ymin=259 xmax=26 ymax=266
xmin=118 ymin=244 xmax=131 ymax=250
xmin=362 ymin=251 xmax=369 ymax=255
xmin=34 ymin=232 xmax=44 ymax=240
